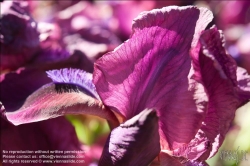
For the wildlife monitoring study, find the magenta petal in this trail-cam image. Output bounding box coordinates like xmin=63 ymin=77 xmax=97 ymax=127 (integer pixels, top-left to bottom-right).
xmin=99 ymin=109 xmax=160 ymax=166
xmin=188 ymin=26 xmax=241 ymax=160
xmin=2 ymin=69 xmax=118 ymax=126
xmin=94 ymin=6 xmax=213 ymax=149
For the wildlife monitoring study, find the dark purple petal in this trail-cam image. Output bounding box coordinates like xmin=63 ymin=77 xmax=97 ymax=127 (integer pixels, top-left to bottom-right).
xmin=94 ymin=6 xmax=213 ymax=151
xmin=188 ymin=26 xmax=241 ymax=160
xmin=99 ymin=109 xmax=160 ymax=166
xmin=0 ymin=68 xmax=51 ymax=112
xmin=0 ymin=1 xmax=39 ymax=70
xmin=236 ymin=67 xmax=250 ymax=101
xmin=2 ymin=68 xmax=118 ymax=126
xmin=1 ymin=116 xmax=85 ymax=166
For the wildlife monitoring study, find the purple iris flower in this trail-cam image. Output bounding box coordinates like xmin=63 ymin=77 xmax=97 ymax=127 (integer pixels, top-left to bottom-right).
xmin=2 ymin=6 xmax=250 ymax=166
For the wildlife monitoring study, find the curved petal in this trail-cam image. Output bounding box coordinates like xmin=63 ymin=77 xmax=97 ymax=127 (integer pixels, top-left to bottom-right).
xmin=94 ymin=6 xmax=213 ymax=150
xmin=99 ymin=109 xmax=160 ymax=166
xmin=188 ymin=26 xmax=241 ymax=160
xmin=0 ymin=51 xmax=94 ymax=114
xmin=2 ymin=69 xmax=118 ymax=126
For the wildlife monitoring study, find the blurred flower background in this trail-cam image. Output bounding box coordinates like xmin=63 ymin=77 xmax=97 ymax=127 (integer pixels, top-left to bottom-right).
xmin=1 ymin=0 xmax=250 ymax=165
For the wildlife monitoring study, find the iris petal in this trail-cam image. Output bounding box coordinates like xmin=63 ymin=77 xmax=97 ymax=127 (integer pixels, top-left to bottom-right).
xmin=93 ymin=6 xmax=213 ymax=151
xmin=1 ymin=68 xmax=118 ymax=126
xmin=236 ymin=67 xmax=250 ymax=101
xmin=99 ymin=108 xmax=160 ymax=166
xmin=1 ymin=116 xmax=85 ymax=166
xmin=188 ymin=26 xmax=242 ymax=160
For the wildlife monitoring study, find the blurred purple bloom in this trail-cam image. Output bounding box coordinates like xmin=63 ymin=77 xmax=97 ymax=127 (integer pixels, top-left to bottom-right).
xmin=54 ymin=1 xmax=122 ymax=61
xmin=109 ymin=1 xmax=183 ymax=40
xmin=0 ymin=1 xmax=39 ymax=71
xmin=224 ymin=24 xmax=250 ymax=74
xmin=210 ymin=1 xmax=250 ymax=30
xmin=0 ymin=0 xmax=96 ymax=73
xmin=37 ymin=22 xmax=63 ymax=50
xmin=2 ymin=5 xmax=250 ymax=166
xmin=208 ymin=1 xmax=250 ymax=74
